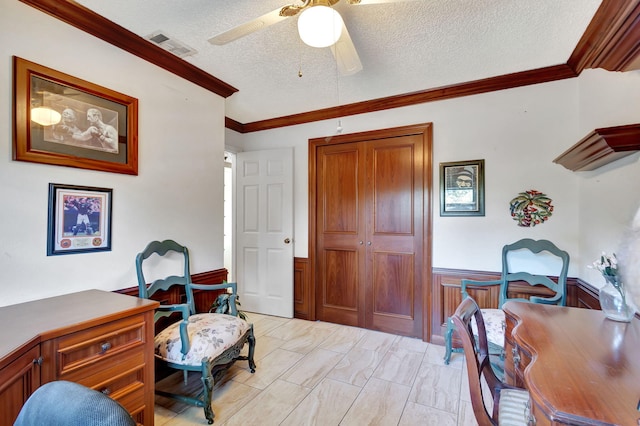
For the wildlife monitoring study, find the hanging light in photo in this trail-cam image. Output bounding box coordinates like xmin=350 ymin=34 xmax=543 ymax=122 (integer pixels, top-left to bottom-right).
xmin=31 ymin=106 xmax=61 ymax=126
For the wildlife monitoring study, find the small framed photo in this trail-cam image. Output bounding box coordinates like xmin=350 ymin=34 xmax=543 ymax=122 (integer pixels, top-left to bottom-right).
xmin=47 ymin=183 xmax=113 ymax=256
xmin=440 ymin=159 xmax=485 ymax=216
xmin=13 ymin=56 xmax=138 ymax=175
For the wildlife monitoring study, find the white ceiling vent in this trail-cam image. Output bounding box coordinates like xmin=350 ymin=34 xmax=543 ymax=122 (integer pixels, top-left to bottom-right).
xmin=146 ymin=31 xmax=197 ymax=58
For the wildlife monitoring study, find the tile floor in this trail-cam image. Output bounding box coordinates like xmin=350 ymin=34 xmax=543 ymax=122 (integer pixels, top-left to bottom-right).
xmin=154 ymin=313 xmax=478 ymax=426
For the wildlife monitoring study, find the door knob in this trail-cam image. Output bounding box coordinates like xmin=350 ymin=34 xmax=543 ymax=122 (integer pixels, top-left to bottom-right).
xmin=284 ymin=238 xmax=291 ymax=244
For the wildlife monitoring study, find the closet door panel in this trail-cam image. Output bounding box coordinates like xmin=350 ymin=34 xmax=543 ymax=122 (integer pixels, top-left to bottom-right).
xmin=316 ymin=145 xmax=365 ymax=327
xmin=366 ymin=136 xmax=423 ymax=337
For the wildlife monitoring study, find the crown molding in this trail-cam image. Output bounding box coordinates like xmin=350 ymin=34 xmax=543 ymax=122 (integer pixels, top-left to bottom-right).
xmin=234 ymin=65 xmax=577 ymax=133
xmin=19 ymin=0 xmax=238 ymax=98
xmin=20 ymin=0 xmax=640 ymax=132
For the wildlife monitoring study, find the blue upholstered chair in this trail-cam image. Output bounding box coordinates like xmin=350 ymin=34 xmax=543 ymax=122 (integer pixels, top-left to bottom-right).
xmin=136 ymin=239 xmax=256 ymax=424
xmin=14 ymin=381 xmax=136 ymax=426
xmin=443 ymin=239 xmax=570 ymax=373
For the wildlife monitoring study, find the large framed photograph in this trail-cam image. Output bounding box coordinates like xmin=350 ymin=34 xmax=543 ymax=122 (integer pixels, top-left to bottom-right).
xmin=13 ymin=56 xmax=138 ymax=175
xmin=47 ymin=184 xmax=113 ymax=256
xmin=440 ymin=159 xmax=485 ymax=216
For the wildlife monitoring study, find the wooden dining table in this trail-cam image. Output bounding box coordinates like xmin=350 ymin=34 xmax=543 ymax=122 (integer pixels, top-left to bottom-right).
xmin=503 ymin=301 xmax=640 ymax=426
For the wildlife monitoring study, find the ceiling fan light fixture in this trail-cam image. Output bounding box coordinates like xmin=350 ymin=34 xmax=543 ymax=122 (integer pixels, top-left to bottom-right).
xmin=298 ymin=5 xmax=344 ymax=48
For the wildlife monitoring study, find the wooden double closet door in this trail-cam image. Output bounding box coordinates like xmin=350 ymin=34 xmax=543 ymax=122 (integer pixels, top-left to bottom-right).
xmin=310 ymin=124 xmax=432 ymax=339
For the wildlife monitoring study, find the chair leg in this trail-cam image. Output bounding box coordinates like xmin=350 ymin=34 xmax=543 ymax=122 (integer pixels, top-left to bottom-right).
xmin=201 ymin=362 xmax=215 ymax=425
xmin=443 ymin=317 xmax=454 ymax=365
xmin=247 ymin=325 xmax=256 ymax=373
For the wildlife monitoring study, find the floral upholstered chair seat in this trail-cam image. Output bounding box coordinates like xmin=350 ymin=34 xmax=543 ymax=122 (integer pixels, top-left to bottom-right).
xmin=155 ymin=313 xmax=251 ymax=366
xmin=471 ymin=308 xmax=505 ymax=349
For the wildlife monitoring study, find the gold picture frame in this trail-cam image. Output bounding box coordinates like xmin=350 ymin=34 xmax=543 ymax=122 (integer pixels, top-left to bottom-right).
xmin=13 ymin=56 xmax=138 ymax=175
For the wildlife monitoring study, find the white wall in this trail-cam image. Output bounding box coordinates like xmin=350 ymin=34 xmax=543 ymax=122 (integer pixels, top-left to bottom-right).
xmin=576 ymin=69 xmax=640 ymax=287
xmin=230 ymin=69 xmax=640 ymax=285
xmin=0 ymin=0 xmax=227 ymax=306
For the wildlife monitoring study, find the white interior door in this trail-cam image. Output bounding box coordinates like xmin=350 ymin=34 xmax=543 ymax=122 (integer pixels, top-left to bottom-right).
xmin=235 ymin=148 xmax=293 ymax=317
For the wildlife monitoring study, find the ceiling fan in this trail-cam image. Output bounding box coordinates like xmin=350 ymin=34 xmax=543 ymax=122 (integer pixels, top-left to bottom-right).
xmin=208 ymin=0 xmax=412 ymax=76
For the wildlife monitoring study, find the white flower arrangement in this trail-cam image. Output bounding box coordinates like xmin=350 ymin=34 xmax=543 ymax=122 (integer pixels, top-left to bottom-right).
xmin=589 ymin=251 xmax=633 ymax=318
xmin=589 ymin=252 xmax=619 ymax=284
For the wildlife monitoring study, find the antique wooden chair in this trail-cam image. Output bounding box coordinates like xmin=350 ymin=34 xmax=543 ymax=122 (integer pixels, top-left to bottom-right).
xmin=136 ymin=239 xmax=256 ymax=424
xmin=444 ymin=238 xmax=570 ymax=373
xmin=452 ymin=297 xmax=533 ymax=426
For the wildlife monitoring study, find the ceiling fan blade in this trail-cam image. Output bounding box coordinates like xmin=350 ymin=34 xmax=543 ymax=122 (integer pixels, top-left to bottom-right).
xmin=330 ymin=22 xmax=363 ymax=76
xmin=208 ymin=8 xmax=290 ymax=45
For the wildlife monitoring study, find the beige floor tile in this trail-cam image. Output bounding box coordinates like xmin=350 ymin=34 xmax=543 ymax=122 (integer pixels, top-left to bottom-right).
xmin=208 ymin=381 xmax=262 ymax=425
xmin=280 ymin=378 xmax=361 ymax=426
xmin=325 ymin=347 xmax=382 ymax=387
xmin=373 ymin=347 xmax=425 ymax=386
xmin=318 ymin=325 xmax=368 ymax=353
xmin=221 ymin=379 xmax=310 ymax=426
xmin=280 ymin=326 xmax=337 ymax=354
xmin=247 ymin=315 xmax=291 ymax=338
xmin=392 ymin=335 xmax=429 ymax=353
xmin=358 ymin=329 xmax=398 ymax=355
xmin=154 ymin=314 xmax=480 ymax=426
xmin=232 ymin=348 xmax=304 ymax=390
xmin=340 ymin=377 xmax=411 ymax=426
xmin=280 ymin=347 xmax=345 ymax=388
xmin=409 ymin=361 xmax=462 ymax=414
xmin=241 ymin=333 xmax=285 ymax=361
xmin=457 ymin=400 xmax=480 ymax=426
xmin=399 ymin=401 xmax=457 ymax=426
xmin=265 ymin=318 xmax=314 ymax=340
xmin=425 ymin=341 xmax=464 ymax=369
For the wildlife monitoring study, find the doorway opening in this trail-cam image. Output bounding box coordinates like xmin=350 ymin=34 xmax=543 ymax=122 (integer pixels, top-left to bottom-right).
xmin=224 ymin=151 xmax=234 ymax=281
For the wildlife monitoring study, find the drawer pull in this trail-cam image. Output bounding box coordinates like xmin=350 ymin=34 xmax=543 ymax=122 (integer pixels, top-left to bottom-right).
xmin=100 ymin=342 xmax=112 ymax=354
xmin=33 ymin=357 xmax=43 ymax=366
xmin=101 ymin=388 xmax=111 ymax=395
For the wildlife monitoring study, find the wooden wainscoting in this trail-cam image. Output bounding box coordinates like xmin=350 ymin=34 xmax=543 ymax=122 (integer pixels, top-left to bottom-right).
xmin=116 ymin=268 xmax=228 ymax=314
xmin=432 ymin=267 xmax=587 ymax=345
xmin=294 ymin=257 xmax=313 ymax=320
xmin=118 ymin=264 xmax=604 ymax=346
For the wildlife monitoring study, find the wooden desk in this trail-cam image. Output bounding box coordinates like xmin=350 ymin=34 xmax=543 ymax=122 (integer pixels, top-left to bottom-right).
xmin=503 ymin=301 xmax=640 ymax=426
xmin=0 ymin=290 xmax=159 ymax=425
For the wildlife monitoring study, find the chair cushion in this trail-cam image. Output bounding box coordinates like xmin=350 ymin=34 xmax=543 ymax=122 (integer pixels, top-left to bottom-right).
xmin=498 ymin=388 xmax=531 ymax=426
xmin=155 ymin=313 xmax=250 ymax=367
xmin=471 ymin=308 xmax=505 ymax=348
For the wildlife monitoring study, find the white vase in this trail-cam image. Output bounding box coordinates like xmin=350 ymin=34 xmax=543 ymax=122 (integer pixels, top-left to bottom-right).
xmin=599 ymin=280 xmax=636 ymax=322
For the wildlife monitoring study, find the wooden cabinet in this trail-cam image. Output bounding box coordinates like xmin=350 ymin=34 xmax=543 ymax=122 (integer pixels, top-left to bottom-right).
xmin=0 ymin=290 xmax=158 ymax=425
xmin=0 ymin=345 xmax=40 ymax=426
xmin=310 ymin=124 xmax=431 ymax=338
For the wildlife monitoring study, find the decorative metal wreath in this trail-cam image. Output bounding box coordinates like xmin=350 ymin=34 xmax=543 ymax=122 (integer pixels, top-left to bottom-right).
xmin=509 ymin=190 xmax=553 ymax=227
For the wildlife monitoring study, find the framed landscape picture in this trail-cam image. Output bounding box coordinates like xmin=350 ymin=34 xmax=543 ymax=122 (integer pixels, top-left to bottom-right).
xmin=13 ymin=56 xmax=138 ymax=175
xmin=440 ymin=159 xmax=485 ymax=216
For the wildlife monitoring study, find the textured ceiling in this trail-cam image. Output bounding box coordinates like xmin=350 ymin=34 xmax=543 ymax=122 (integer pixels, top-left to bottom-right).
xmin=75 ymin=0 xmax=602 ymax=124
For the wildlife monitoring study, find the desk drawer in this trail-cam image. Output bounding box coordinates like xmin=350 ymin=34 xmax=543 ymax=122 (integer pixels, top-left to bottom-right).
xmin=63 ymin=348 xmax=146 ymax=417
xmin=54 ymin=315 xmax=146 ymax=378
